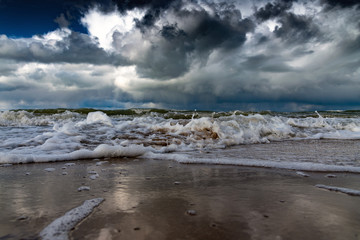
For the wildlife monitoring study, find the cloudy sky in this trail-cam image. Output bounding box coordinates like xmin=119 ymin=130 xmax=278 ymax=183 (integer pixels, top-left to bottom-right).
xmin=0 ymin=0 xmax=359 ymax=111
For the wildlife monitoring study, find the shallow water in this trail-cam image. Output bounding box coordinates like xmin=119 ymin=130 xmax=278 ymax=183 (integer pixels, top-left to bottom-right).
xmin=1 ymin=158 xmax=360 ymax=240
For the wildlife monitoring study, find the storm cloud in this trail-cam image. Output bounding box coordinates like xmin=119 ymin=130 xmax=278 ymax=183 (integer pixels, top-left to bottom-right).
xmin=254 ymin=0 xmax=293 ymax=22
xmin=0 ymin=30 xmax=128 ymax=65
xmin=321 ymin=0 xmax=360 ymax=10
xmin=0 ymin=0 xmax=359 ymax=111
xmin=127 ymin=2 xmax=256 ymax=79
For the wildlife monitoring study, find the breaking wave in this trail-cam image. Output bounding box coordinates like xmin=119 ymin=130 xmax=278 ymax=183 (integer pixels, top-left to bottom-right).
xmin=1 ymin=109 xmax=360 ymax=171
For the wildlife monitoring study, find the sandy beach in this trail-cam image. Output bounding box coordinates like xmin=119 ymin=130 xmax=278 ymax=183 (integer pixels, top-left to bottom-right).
xmin=1 ymin=157 xmax=360 ymax=240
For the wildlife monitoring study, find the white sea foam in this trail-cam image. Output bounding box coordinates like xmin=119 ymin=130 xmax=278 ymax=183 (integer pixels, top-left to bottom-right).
xmin=39 ymin=198 xmax=104 ymax=240
xmin=79 ymin=111 xmax=113 ymax=126
xmin=316 ymin=185 xmax=360 ymax=196
xmin=78 ymin=186 xmax=90 ymax=191
xmin=296 ymin=171 xmax=310 ymax=177
xmin=89 ymin=174 xmax=99 ymax=180
xmin=96 ymin=161 xmax=109 ymax=166
xmin=0 ymin=110 xmax=80 ymax=126
xmin=0 ymin=144 xmax=148 ymax=164
xmin=145 ymin=152 xmax=360 ymax=173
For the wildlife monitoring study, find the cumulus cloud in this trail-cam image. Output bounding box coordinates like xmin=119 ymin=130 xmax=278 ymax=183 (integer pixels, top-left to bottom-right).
xmin=0 ymin=0 xmax=359 ymax=111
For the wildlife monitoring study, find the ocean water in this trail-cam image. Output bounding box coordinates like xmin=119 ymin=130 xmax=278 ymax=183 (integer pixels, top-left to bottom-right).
xmin=1 ymin=109 xmax=360 ymax=172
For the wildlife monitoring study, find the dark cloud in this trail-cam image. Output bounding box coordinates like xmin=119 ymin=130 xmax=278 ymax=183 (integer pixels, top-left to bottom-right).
xmin=320 ymin=0 xmax=360 ymax=9
xmin=243 ymin=54 xmax=272 ymax=68
xmin=130 ymin=68 xmax=360 ymax=111
xmin=253 ymin=0 xmax=323 ymax=44
xmin=134 ymin=36 xmax=192 ymax=79
xmin=131 ymin=2 xmax=255 ymax=79
xmin=54 ymin=32 xmax=127 ymax=65
xmin=0 ymin=31 xmax=129 ymax=65
xmin=0 ymin=82 xmax=28 ymax=92
xmin=213 ymin=2 xmax=242 ymax=21
xmin=257 ymin=35 xmax=269 ymax=45
xmin=160 ymin=24 xmax=187 ymax=41
xmin=243 ymin=54 xmax=294 ymax=72
xmin=116 ymin=0 xmax=180 ymax=31
xmin=274 ymin=12 xmax=322 ymax=43
xmin=254 ymin=0 xmax=293 ymax=22
xmin=113 ymin=0 xmax=179 ymax=12
xmin=187 ymin=14 xmax=254 ymax=51
xmin=135 ymin=9 xmax=161 ymax=31
xmin=290 ymin=47 xmax=315 ymax=56
xmin=54 ymin=13 xmax=70 ymax=28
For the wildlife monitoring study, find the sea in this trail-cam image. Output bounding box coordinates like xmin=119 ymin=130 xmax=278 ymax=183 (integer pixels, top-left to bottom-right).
xmin=1 ymin=108 xmax=360 ymax=173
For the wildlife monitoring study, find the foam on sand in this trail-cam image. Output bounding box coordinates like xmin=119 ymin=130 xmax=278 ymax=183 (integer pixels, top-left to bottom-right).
xmin=0 ymin=144 xmax=148 ymax=164
xmin=296 ymin=171 xmax=310 ymax=177
xmin=146 ymin=152 xmax=360 ymax=173
xmin=39 ymin=198 xmax=104 ymax=240
xmin=315 ymin=184 xmax=360 ymax=196
xmin=44 ymin=168 xmax=56 ymax=172
xmin=77 ymin=186 xmax=90 ymax=192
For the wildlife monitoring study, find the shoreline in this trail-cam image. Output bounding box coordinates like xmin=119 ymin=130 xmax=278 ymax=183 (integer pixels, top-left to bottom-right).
xmin=1 ymin=158 xmax=360 ymax=239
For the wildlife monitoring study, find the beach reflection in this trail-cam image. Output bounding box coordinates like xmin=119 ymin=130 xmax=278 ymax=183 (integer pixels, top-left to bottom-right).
xmin=112 ymin=185 xmax=140 ymax=212
xmin=2 ymin=156 xmax=360 ymax=240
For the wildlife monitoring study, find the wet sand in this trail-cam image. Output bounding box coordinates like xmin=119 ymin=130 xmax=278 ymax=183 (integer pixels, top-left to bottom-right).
xmin=1 ymin=158 xmax=360 ymax=240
